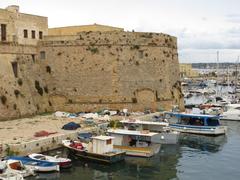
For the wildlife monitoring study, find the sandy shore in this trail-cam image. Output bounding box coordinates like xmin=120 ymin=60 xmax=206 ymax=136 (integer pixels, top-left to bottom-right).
xmin=0 ymin=114 xmax=88 ymax=144
xmin=0 ymin=112 xmax=159 ymax=145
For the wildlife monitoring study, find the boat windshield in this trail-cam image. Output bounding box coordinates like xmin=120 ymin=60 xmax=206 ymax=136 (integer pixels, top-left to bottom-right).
xmin=207 ymin=118 xmax=220 ymax=126
xmin=179 ymin=117 xmax=204 ymax=126
xmin=179 ymin=116 xmax=220 ymax=126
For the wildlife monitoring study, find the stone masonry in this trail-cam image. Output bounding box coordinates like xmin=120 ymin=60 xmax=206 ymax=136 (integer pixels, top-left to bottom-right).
xmin=0 ymin=5 xmax=184 ymax=120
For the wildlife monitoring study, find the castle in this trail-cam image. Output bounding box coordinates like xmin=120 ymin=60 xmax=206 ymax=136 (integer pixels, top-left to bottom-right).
xmin=0 ymin=5 xmax=183 ymax=120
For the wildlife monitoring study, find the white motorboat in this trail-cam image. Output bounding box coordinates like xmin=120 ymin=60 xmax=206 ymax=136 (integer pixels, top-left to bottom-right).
xmin=107 ymin=129 xmax=161 ymax=157
xmin=4 ymin=159 xmax=35 ymax=178
xmin=28 ymin=153 xmax=72 ymax=168
xmin=62 ymin=136 xmax=126 ymax=164
xmin=166 ymin=112 xmax=227 ymax=136
xmin=120 ymin=119 xmax=179 ymax=144
xmin=222 ymin=104 xmax=240 ymax=121
xmin=6 ymin=156 xmax=60 ymax=172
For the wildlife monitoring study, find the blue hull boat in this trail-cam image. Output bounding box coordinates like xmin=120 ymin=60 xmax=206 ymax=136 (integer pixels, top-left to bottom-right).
xmin=6 ymin=156 xmax=60 ymax=172
xmin=165 ymin=112 xmax=227 ymax=136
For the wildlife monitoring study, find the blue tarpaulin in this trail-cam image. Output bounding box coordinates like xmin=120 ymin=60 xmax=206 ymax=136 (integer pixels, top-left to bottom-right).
xmin=62 ymin=122 xmax=81 ymax=130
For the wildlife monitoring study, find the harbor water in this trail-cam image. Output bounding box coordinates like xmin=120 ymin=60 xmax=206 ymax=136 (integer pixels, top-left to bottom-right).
xmin=28 ymin=120 xmax=240 ymax=180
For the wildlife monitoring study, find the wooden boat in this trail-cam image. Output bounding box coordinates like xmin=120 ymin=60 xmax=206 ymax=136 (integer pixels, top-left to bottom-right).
xmin=62 ymin=135 xmax=126 ymax=164
xmin=120 ymin=119 xmax=179 ymax=144
xmin=6 ymin=156 xmax=60 ymax=172
xmin=107 ymin=129 xmax=161 ymax=157
xmin=28 ymin=153 xmax=72 ymax=168
xmin=166 ymin=112 xmax=227 ymax=135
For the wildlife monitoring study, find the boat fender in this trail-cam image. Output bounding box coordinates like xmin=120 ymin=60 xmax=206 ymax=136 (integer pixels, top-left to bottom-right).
xmin=161 ymin=136 xmax=165 ymax=140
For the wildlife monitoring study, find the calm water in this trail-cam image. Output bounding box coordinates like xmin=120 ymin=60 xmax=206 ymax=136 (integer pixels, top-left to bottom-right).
xmin=28 ymin=121 xmax=240 ymax=180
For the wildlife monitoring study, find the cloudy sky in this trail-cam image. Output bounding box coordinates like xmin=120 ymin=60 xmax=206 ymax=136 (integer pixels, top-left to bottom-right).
xmin=1 ymin=0 xmax=240 ymax=63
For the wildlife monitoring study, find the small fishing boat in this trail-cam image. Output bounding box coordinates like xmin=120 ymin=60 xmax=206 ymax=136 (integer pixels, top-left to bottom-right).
xmin=120 ymin=119 xmax=179 ymax=144
xmin=0 ymin=160 xmax=25 ymax=180
xmin=4 ymin=159 xmax=35 ymax=177
xmin=107 ymin=129 xmax=161 ymax=157
xmin=6 ymin=156 xmax=60 ymax=172
xmin=28 ymin=153 xmax=72 ymax=168
xmin=166 ymin=112 xmax=227 ymax=136
xmin=62 ymin=135 xmax=126 ymax=164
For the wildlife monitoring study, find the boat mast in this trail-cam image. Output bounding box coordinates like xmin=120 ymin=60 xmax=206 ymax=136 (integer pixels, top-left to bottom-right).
xmin=227 ymin=66 xmax=229 ymax=93
xmin=216 ymin=51 xmax=219 ymax=96
xmin=235 ymin=56 xmax=239 ymax=93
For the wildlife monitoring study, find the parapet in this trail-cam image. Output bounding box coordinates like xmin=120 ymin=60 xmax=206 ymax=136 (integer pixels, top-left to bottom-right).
xmin=41 ymin=31 xmax=177 ymax=49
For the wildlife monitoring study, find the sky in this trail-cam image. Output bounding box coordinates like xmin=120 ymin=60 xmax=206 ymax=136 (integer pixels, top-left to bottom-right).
xmin=1 ymin=0 xmax=240 ymax=63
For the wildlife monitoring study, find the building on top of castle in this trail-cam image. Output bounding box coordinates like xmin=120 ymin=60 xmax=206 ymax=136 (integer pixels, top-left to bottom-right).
xmin=0 ymin=5 xmax=48 ymax=45
xmin=48 ymin=23 xmax=124 ymax=36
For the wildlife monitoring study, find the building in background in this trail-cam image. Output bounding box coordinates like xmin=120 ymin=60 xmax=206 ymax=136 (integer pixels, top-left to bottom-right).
xmin=180 ymin=63 xmax=199 ymax=78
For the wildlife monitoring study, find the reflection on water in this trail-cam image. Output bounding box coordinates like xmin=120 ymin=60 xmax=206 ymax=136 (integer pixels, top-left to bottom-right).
xmin=27 ymin=121 xmax=240 ymax=180
xmin=179 ymin=134 xmax=227 ymax=153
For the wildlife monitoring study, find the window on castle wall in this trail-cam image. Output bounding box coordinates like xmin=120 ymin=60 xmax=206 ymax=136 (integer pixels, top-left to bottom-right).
xmin=23 ymin=29 xmax=28 ymax=38
xmin=11 ymin=62 xmax=18 ymax=78
xmin=39 ymin=31 xmax=43 ymax=39
xmin=1 ymin=24 xmax=7 ymax=41
xmin=31 ymin=30 xmax=35 ymax=39
xmin=40 ymin=51 xmax=46 ymax=60
xmin=31 ymin=54 xmax=35 ymax=62
xmin=139 ymin=50 xmax=143 ymax=59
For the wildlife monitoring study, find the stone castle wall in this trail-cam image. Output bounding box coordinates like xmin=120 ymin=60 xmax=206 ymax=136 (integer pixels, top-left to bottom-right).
xmin=37 ymin=31 xmax=183 ymax=113
xmin=0 ymin=7 xmax=183 ymax=120
xmin=0 ymin=44 xmax=53 ymax=120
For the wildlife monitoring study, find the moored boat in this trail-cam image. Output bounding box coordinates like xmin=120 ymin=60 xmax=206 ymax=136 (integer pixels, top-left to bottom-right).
xmin=166 ymin=112 xmax=227 ymax=136
xmin=28 ymin=153 xmax=72 ymax=169
xmin=4 ymin=159 xmax=35 ymax=177
xmin=120 ymin=119 xmax=179 ymax=144
xmin=62 ymin=135 xmax=126 ymax=164
xmin=221 ymin=104 xmax=240 ymax=121
xmin=107 ymin=129 xmax=161 ymax=157
xmin=5 ymin=156 xmax=60 ymax=172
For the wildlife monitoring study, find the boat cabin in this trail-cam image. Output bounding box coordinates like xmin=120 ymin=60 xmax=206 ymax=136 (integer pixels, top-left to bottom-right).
xmin=166 ymin=113 xmax=221 ymax=127
xmin=91 ymin=136 xmax=115 ymax=154
xmin=107 ymin=129 xmax=158 ymax=147
xmin=120 ymin=119 xmax=169 ymax=132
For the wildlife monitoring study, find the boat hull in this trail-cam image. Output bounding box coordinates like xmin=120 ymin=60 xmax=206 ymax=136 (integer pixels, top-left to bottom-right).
xmin=6 ymin=156 xmax=60 ymax=172
xmin=67 ymin=148 xmax=125 ymax=164
xmin=113 ymin=144 xmax=160 ymax=157
xmin=221 ymin=115 xmax=240 ymax=121
xmin=151 ymin=132 xmax=179 ymax=144
xmin=170 ymin=124 xmax=227 ymax=136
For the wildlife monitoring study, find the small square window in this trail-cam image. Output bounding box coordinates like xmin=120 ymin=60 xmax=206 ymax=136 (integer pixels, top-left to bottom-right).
xmin=31 ymin=30 xmax=35 ymax=39
xmin=40 ymin=51 xmax=46 ymax=60
xmin=106 ymin=139 xmax=112 ymax=145
xmin=23 ymin=29 xmax=28 ymax=38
